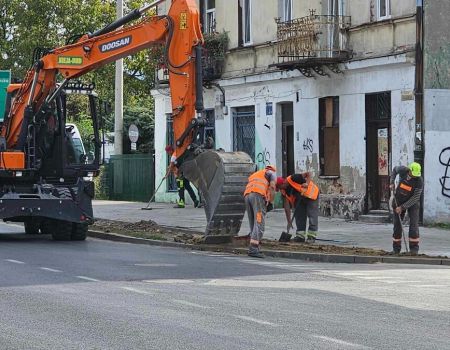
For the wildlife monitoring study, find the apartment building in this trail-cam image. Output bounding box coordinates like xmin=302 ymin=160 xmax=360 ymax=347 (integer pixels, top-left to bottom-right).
xmin=152 ymin=0 xmax=450 ymax=224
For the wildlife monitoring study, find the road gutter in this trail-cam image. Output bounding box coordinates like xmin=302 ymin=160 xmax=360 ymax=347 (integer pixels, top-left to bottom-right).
xmin=88 ymin=230 xmax=449 ymax=266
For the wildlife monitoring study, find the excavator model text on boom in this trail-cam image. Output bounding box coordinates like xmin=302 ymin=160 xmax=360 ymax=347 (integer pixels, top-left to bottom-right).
xmin=0 ymin=0 xmax=254 ymax=241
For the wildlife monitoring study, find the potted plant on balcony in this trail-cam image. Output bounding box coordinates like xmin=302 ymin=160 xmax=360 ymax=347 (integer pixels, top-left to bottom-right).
xmin=202 ymin=31 xmax=229 ymax=81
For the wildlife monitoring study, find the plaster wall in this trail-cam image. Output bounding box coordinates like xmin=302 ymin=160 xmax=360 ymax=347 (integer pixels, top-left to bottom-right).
xmin=423 ymin=90 xmax=450 ymax=224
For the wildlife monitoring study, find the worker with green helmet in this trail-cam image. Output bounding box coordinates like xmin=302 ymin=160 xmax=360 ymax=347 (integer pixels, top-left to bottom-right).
xmin=389 ymin=162 xmax=423 ymax=255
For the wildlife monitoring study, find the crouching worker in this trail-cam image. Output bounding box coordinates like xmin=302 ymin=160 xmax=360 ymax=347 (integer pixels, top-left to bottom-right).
xmin=244 ymin=165 xmax=277 ymax=258
xmin=277 ymin=173 xmax=319 ymax=243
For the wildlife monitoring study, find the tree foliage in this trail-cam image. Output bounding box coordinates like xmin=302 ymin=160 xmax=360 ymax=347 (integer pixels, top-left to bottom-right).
xmin=0 ymin=0 xmax=158 ymax=153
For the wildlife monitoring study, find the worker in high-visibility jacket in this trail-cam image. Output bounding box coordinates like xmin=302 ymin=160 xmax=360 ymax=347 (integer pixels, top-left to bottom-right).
xmin=276 ymin=173 xmax=320 ymax=243
xmin=390 ymin=162 xmax=423 ymax=255
xmin=244 ymin=165 xmax=277 ymax=258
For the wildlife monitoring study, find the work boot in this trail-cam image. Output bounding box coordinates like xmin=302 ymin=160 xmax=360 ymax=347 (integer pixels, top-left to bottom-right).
xmin=248 ymin=244 xmax=264 ymax=258
xmin=293 ymin=231 xmax=306 ymax=243
xmin=174 ymin=200 xmax=185 ymax=208
xmin=409 ymin=248 xmax=419 ymax=256
xmin=194 ymin=200 xmax=201 ymax=208
xmin=306 ymin=231 xmax=317 ymax=244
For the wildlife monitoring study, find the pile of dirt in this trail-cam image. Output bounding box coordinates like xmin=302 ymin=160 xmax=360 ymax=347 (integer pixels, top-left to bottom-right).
xmin=260 ymin=239 xmax=388 ymax=256
xmin=92 ymin=219 xmax=446 ymax=258
xmin=92 ymin=219 xmax=174 ymax=241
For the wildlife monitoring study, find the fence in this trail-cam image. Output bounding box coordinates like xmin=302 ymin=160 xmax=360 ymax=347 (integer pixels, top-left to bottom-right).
xmin=105 ymin=153 xmax=155 ymax=202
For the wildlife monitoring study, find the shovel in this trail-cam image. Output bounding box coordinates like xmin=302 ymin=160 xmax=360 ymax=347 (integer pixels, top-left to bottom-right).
xmin=141 ymin=175 xmax=167 ymax=210
xmin=279 ymin=205 xmax=298 ymax=242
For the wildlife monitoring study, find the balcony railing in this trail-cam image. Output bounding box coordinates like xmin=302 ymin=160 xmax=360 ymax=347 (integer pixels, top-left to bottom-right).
xmin=155 ymin=49 xmax=224 ymax=88
xmin=276 ymin=12 xmax=351 ymax=67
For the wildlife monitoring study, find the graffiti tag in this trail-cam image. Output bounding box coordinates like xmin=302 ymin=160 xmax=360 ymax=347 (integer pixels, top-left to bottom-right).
xmin=439 ymin=147 xmax=450 ymax=198
xmin=256 ymin=148 xmax=271 ymax=169
xmin=303 ymin=138 xmax=314 ymax=153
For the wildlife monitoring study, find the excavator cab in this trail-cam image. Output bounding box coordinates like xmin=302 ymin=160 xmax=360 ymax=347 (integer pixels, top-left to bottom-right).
xmin=0 ymin=82 xmax=101 ymax=240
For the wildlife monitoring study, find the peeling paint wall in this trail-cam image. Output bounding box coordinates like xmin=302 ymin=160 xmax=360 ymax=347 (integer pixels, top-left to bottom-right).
xmin=423 ymin=1 xmax=450 ymax=224
xmin=424 ymin=1 xmax=450 ymax=90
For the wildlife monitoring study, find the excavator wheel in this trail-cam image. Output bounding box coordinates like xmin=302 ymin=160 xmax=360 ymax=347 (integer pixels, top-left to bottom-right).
xmin=48 ymin=188 xmax=75 ymax=241
xmin=181 ymin=150 xmax=255 ymax=238
xmin=71 ymin=223 xmax=88 ymax=241
xmin=24 ymin=219 xmax=41 ymax=234
xmin=51 ymin=219 xmax=72 ymax=241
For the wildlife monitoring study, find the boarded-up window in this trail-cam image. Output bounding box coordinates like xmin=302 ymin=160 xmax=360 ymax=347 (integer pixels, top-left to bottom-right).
xmin=319 ymin=97 xmax=340 ymax=176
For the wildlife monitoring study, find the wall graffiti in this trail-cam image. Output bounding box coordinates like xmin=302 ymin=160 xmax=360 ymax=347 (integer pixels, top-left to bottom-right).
xmin=303 ymin=138 xmax=314 ymax=153
xmin=256 ymin=148 xmax=271 ymax=168
xmin=439 ymin=147 xmax=450 ymax=198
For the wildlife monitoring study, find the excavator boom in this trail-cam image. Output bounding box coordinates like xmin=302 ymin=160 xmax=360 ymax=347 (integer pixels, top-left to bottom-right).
xmin=0 ymin=0 xmax=253 ymax=239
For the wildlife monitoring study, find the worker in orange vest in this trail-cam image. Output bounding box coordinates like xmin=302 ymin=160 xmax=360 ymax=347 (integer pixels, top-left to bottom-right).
xmin=277 ymin=172 xmax=320 ymax=243
xmin=244 ymin=165 xmax=277 ymax=258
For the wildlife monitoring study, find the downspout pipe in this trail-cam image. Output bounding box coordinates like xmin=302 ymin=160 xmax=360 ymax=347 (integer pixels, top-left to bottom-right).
xmin=414 ymin=0 xmax=424 ymax=222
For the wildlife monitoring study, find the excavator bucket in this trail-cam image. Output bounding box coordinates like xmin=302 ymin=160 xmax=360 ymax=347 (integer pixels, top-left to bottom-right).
xmin=181 ymin=150 xmax=255 ymax=238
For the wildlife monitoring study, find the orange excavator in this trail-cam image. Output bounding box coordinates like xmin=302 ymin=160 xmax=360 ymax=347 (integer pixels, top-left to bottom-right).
xmin=0 ymin=0 xmax=254 ymax=241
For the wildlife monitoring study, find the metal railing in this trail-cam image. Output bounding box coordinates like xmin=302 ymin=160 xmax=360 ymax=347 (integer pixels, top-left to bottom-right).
xmin=276 ymin=12 xmax=351 ymax=64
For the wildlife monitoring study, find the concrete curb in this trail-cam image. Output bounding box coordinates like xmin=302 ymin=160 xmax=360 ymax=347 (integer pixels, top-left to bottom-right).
xmin=88 ymin=230 xmax=450 ymax=266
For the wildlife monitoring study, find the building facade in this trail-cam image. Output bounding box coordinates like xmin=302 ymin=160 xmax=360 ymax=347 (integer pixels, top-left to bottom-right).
xmin=152 ymin=0 xmax=449 ymax=224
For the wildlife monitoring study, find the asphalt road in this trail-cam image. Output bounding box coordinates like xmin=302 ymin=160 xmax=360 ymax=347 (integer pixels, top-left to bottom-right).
xmin=1 ymin=222 xmax=450 ymax=350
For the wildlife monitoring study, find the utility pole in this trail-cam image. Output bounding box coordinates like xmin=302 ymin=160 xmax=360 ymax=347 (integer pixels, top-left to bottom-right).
xmin=114 ymin=0 xmax=124 ymax=155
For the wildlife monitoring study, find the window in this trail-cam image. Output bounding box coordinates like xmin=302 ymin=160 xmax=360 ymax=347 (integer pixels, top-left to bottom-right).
xmin=239 ymin=0 xmax=252 ymax=46
xmin=198 ymin=109 xmax=215 ymax=145
xmin=319 ymin=97 xmax=340 ymax=176
xmin=233 ymin=106 xmax=255 ymax=161
xmin=282 ymin=0 xmax=292 ymax=22
xmin=328 ymin=0 xmax=344 ymax=16
xmin=377 ymin=0 xmax=390 ymax=20
xmin=203 ymin=0 xmax=216 ymax=34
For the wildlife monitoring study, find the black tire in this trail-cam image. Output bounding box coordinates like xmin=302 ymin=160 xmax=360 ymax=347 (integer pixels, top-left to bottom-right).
xmin=71 ymin=223 xmax=88 ymax=241
xmin=51 ymin=220 xmax=72 ymax=241
xmin=24 ymin=220 xmax=40 ymax=234
xmin=40 ymin=219 xmax=53 ymax=235
xmin=57 ymin=187 xmax=73 ymax=199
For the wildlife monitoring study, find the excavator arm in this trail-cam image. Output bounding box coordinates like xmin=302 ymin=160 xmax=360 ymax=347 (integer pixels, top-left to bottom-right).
xmin=1 ymin=0 xmax=202 ymax=159
xmin=0 ymin=0 xmax=254 ymax=239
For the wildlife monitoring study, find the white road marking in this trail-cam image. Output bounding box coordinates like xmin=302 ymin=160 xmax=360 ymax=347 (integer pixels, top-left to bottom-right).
xmin=144 ymin=279 xmax=195 ymax=284
xmin=4 ymin=259 xmax=25 ymax=264
xmin=134 ymin=263 xmax=177 ymax=267
xmin=76 ymin=276 xmax=100 ymax=282
xmin=234 ymin=315 xmax=277 ymax=327
xmin=172 ymin=299 xmax=211 ymax=309
xmin=40 ymin=267 xmax=62 ymax=273
xmin=121 ymin=287 xmax=152 ymax=295
xmin=415 ymin=285 xmax=448 ymax=288
xmin=383 ymin=280 xmax=422 ymax=284
xmin=357 ymin=276 xmax=398 ymax=280
xmin=312 ymin=335 xmax=372 ymax=349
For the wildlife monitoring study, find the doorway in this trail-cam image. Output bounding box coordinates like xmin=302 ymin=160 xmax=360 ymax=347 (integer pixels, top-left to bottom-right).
xmin=365 ymin=92 xmax=391 ymax=211
xmin=281 ymin=103 xmax=295 ymax=177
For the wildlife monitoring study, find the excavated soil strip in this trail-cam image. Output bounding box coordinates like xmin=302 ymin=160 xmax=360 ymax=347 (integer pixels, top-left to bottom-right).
xmin=90 ymin=219 xmax=449 ymax=265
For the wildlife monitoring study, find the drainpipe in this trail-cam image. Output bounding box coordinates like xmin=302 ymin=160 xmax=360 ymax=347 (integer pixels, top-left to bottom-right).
xmin=414 ymin=0 xmax=424 ymax=222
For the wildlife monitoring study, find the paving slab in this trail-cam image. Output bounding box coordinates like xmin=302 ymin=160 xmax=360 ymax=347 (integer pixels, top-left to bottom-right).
xmin=93 ymin=200 xmax=450 ymax=257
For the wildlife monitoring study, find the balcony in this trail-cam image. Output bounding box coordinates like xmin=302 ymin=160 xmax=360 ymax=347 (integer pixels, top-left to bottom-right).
xmin=275 ymin=11 xmax=351 ymax=74
xmin=154 ymin=32 xmax=227 ymax=88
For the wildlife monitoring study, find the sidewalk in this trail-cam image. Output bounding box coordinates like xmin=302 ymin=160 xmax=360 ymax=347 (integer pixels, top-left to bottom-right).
xmin=93 ymin=200 xmax=450 ymax=257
